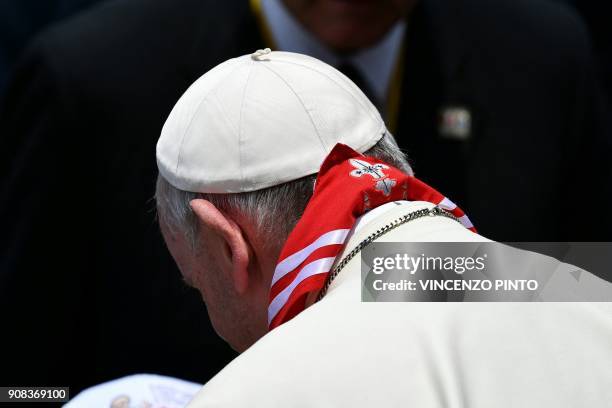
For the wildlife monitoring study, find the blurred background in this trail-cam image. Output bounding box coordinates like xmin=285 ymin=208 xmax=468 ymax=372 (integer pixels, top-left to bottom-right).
xmin=0 ymin=0 xmax=610 ymax=395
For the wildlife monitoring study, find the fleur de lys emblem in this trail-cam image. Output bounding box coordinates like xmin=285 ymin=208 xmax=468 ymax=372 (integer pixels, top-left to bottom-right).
xmin=349 ymin=158 xmax=396 ymax=196
xmin=349 ymin=159 xmax=389 ymax=179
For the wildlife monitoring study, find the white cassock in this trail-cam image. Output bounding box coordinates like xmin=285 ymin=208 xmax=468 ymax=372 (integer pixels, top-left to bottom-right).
xmin=188 ymin=201 xmax=612 ymax=407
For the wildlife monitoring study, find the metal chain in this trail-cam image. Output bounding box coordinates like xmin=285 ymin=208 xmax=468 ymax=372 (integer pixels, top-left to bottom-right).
xmin=315 ymin=206 xmax=461 ymax=301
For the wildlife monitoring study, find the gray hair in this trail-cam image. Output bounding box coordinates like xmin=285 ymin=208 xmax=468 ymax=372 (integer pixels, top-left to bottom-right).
xmin=156 ymin=133 xmax=412 ymax=249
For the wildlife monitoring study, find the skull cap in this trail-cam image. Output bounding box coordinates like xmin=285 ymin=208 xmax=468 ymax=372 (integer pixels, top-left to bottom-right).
xmin=156 ymin=50 xmax=386 ymax=193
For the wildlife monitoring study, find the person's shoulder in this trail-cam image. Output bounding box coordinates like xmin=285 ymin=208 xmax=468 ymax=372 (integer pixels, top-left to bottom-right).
xmin=187 ymin=321 xmax=314 ymax=406
xmin=187 ymin=300 xmax=353 ymax=407
xmin=186 ymin=284 xmax=612 ymax=407
xmin=22 ymin=0 xmax=248 ymax=81
xmin=32 ymin=0 xmax=192 ymax=57
xmin=468 ymin=0 xmax=589 ymax=56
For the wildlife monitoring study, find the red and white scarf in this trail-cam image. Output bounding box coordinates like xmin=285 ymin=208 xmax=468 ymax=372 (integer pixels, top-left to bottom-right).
xmin=268 ymin=143 xmax=475 ymax=330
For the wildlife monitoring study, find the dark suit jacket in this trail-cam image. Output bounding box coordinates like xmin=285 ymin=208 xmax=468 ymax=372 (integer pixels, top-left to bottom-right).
xmin=0 ymin=0 xmax=102 ymax=95
xmin=1 ymin=0 xmax=610 ymax=392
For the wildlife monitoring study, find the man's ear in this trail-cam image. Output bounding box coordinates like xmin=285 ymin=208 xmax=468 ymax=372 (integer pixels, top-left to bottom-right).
xmin=189 ymin=198 xmax=250 ymax=294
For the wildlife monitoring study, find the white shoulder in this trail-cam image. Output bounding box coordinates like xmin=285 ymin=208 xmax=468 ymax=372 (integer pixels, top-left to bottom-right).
xmin=187 ymin=312 xmax=325 ymax=408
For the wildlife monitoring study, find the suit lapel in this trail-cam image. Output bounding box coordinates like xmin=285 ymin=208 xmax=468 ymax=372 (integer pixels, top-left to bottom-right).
xmin=395 ymin=0 xmax=473 ymax=205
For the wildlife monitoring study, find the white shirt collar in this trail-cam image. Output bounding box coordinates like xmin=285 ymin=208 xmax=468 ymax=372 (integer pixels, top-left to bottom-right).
xmin=353 ymin=201 xmax=413 ymax=234
xmin=260 ymin=0 xmax=406 ymax=104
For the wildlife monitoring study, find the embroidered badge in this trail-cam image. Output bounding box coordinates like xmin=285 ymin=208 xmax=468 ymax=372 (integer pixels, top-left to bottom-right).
xmin=349 ymin=159 xmax=389 ymax=179
xmin=349 ymin=158 xmax=396 ymax=196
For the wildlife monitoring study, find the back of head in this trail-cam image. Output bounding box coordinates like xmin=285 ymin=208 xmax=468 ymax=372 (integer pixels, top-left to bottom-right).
xmin=155 ymin=50 xmax=412 ymax=246
xmin=157 ymin=49 xmax=387 ymax=193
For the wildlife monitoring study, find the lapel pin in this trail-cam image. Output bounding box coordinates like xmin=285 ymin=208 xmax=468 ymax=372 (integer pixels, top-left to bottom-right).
xmin=438 ymin=106 xmax=472 ymax=140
